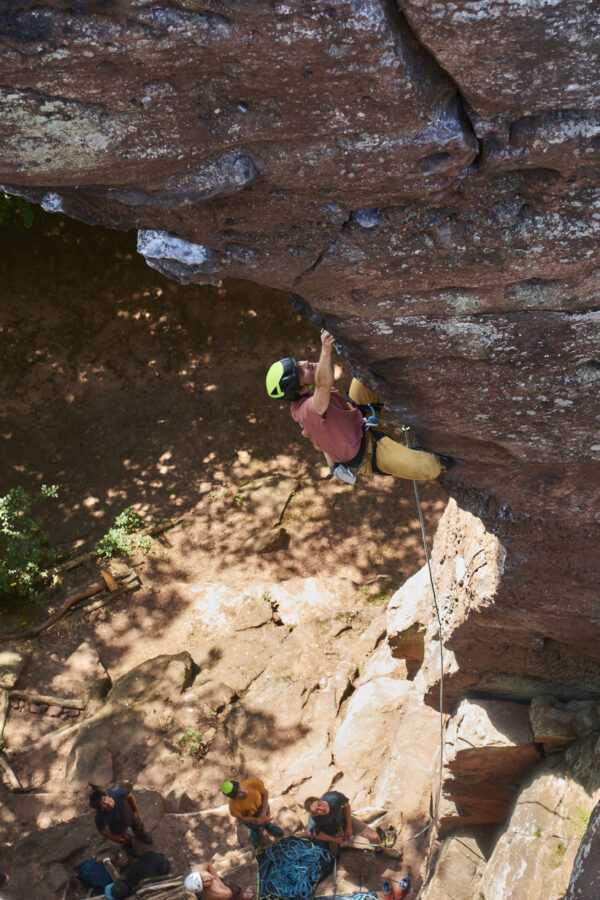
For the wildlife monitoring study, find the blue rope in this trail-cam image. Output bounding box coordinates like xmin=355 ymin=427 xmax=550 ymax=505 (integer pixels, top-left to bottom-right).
xmin=258 ymin=838 xmax=334 ymax=900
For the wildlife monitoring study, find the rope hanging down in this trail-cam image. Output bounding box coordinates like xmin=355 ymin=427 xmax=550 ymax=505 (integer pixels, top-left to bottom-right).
xmin=397 ymin=424 xmax=445 ymax=847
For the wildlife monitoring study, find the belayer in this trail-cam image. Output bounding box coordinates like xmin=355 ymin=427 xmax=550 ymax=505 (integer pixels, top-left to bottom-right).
xmin=266 ymin=329 xmax=453 ymax=484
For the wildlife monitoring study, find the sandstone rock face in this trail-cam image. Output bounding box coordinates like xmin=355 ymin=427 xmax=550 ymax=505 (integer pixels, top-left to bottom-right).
xmin=419 ymin=827 xmax=492 ymax=900
xmin=425 ymin=736 xmax=600 ymax=900
xmin=419 ymin=498 xmax=600 ymax=709
xmin=0 ymin=1 xmax=598 ymax=709
xmin=439 ymin=698 xmax=541 ymax=834
xmin=565 ymin=798 xmax=600 ymax=899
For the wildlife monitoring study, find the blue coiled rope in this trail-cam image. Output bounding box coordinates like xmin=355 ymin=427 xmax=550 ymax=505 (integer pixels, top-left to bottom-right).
xmin=257 ymin=837 xmax=335 ymax=900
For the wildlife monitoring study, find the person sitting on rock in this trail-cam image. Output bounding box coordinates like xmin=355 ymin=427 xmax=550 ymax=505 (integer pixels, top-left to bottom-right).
xmin=266 ymin=329 xmax=453 ymax=483
xmin=221 ymin=776 xmax=283 ymax=847
xmin=304 ymin=791 xmax=381 ymax=848
xmin=184 ymin=863 xmax=253 ymax=900
xmin=104 ymin=849 xmax=170 ymax=898
xmin=89 ymin=785 xmax=153 ymax=849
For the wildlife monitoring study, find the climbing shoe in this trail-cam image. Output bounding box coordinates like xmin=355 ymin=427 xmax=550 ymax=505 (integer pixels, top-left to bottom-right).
xmin=266 ymin=823 xmax=284 ymax=837
xmin=376 ymin=825 xmax=397 ymax=848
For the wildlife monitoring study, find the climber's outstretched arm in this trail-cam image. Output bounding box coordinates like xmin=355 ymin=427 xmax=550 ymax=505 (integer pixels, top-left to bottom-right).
xmin=312 ymin=329 xmax=336 ymax=416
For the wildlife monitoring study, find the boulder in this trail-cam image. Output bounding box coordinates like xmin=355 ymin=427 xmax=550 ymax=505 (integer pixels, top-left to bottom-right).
xmin=226 ymin=609 xmax=382 ymax=796
xmin=49 ymin=641 xmax=110 ymax=702
xmin=332 ymin=642 xmax=413 ymax=802
xmin=439 ymin=699 xmax=541 ymax=833
xmin=373 ymin=685 xmax=442 ymax=826
xmin=0 ymin=645 xmax=29 ymax=689
xmin=478 ymin=743 xmax=600 ymax=899
xmin=386 ymin=564 xmax=433 ymax=675
xmin=529 ymin=696 xmax=600 ymax=746
xmin=268 ymin=576 xmax=360 ymax=626
xmin=420 ymin=827 xmax=492 ymax=900
xmin=106 ymin=652 xmax=194 ymax=706
xmin=63 ymin=653 xmax=196 ymax=790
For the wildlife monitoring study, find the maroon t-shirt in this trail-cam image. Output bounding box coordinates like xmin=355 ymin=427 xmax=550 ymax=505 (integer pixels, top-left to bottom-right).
xmin=291 ymin=388 xmax=363 ymax=463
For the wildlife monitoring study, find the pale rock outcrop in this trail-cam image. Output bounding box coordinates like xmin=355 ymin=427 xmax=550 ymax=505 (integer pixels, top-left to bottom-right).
xmin=333 ymin=642 xmax=413 ymax=803
xmin=424 ymin=736 xmax=600 ymax=899
xmin=373 ymin=684 xmax=441 ymax=828
xmin=419 ymin=827 xmax=492 ymax=900
xmin=565 ymin=798 xmax=600 ymax=899
xmin=386 ymin=564 xmax=433 ymax=676
xmin=478 ymin=744 xmax=600 ymax=900
xmin=0 ymin=0 xmax=598 ymax=715
xmin=225 ymin=609 xmax=383 ymax=797
xmin=439 ymin=698 xmax=541 ymax=833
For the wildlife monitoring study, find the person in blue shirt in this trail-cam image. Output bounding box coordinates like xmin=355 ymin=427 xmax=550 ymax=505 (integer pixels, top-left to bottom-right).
xmin=89 ymin=785 xmax=153 ymax=848
xmin=304 ymin=791 xmax=381 ymax=848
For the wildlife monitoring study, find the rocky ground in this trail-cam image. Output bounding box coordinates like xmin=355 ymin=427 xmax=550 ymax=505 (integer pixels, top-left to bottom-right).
xmin=0 ymin=217 xmax=447 ymax=897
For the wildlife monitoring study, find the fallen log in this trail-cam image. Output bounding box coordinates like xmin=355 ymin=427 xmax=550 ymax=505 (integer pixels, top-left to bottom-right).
xmin=8 ymin=690 xmax=85 ymax=709
xmin=0 ymin=752 xmax=22 ymax=790
xmin=0 ymin=570 xmax=139 ymax=644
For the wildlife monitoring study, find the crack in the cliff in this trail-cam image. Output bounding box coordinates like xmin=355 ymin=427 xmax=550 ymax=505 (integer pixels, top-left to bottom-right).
xmin=388 ymin=1 xmax=482 ymax=170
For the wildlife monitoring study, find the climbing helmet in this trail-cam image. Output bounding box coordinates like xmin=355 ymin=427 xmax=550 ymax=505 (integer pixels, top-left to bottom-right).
xmin=266 ymin=357 xmax=300 ymax=400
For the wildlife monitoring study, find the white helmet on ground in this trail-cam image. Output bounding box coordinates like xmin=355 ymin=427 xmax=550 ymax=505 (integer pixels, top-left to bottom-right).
xmin=185 ymin=872 xmax=204 ymax=892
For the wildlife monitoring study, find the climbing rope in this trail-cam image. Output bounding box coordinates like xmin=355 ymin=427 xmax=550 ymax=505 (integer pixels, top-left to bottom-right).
xmin=397 ymin=424 xmax=445 ymax=846
xmin=257 ymin=837 xmax=335 ymax=900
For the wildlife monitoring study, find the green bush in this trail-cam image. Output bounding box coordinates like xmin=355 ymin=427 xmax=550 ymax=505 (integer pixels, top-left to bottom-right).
xmin=96 ymin=506 xmax=151 ymax=558
xmin=0 ymin=484 xmax=59 ymax=603
xmin=177 ymin=726 xmax=206 ymax=758
xmin=0 ymin=193 xmax=36 ymax=229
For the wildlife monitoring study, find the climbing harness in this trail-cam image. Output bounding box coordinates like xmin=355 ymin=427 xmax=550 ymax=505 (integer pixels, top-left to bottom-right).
xmin=330 ymin=402 xmax=383 ymax=484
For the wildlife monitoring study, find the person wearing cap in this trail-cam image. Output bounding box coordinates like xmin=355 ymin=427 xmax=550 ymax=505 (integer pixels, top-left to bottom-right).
xmin=104 ymin=850 xmax=170 ymax=898
xmin=266 ymin=329 xmax=452 ymax=483
xmin=89 ymin=785 xmax=153 ymax=848
xmin=184 ymin=863 xmax=253 ymax=900
xmin=222 ymin=777 xmax=283 ymax=847
xmin=304 ymin=790 xmax=381 ymax=848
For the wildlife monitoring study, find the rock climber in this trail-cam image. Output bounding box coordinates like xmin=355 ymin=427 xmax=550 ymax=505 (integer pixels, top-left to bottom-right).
xmin=304 ymin=791 xmax=382 ymax=848
xmin=266 ymin=329 xmax=453 ymax=483
xmin=184 ymin=864 xmax=253 ymax=900
xmin=104 ymin=849 xmax=170 ymax=898
xmin=89 ymin=785 xmax=153 ymax=849
xmin=221 ymin=776 xmax=284 ymax=847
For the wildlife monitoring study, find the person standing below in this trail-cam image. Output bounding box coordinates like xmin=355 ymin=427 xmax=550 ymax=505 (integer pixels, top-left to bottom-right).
xmin=304 ymin=791 xmax=381 ymax=848
xmin=184 ymin=864 xmax=253 ymax=900
xmin=266 ymin=329 xmax=453 ymax=483
xmin=89 ymin=785 xmax=153 ymax=849
xmin=221 ymin=777 xmax=283 ymax=847
xmin=104 ymin=850 xmax=170 ymax=898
